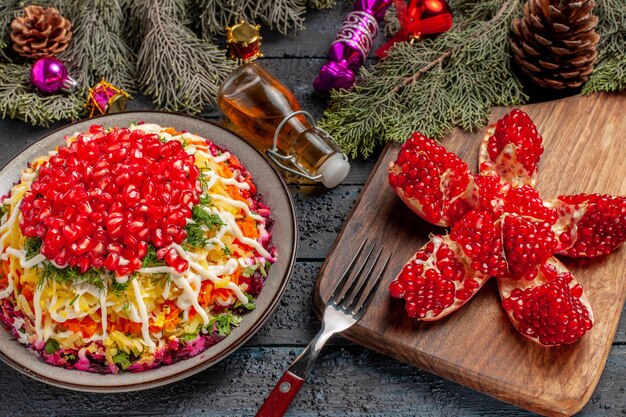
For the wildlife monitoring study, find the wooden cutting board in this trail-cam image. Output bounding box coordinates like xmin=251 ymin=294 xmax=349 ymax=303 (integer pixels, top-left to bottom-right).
xmin=313 ymin=92 xmax=626 ymax=417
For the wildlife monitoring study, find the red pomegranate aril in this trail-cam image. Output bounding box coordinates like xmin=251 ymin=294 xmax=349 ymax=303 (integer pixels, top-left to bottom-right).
xmin=104 ymin=253 xmax=120 ymax=270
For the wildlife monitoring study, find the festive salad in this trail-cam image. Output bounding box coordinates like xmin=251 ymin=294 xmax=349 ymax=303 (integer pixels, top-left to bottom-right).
xmin=0 ymin=123 xmax=276 ymax=373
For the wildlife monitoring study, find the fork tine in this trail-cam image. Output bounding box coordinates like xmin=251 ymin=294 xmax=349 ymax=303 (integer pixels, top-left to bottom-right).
xmin=345 ymin=245 xmax=384 ymax=312
xmin=334 ymin=242 xmax=376 ymax=306
xmin=354 ymin=253 xmax=391 ymax=319
xmin=328 ymin=239 xmax=368 ymax=304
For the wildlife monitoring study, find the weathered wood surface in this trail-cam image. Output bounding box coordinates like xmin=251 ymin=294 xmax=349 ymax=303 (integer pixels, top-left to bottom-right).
xmin=314 ymin=93 xmax=626 ymax=417
xmin=0 ymin=2 xmax=624 ymax=416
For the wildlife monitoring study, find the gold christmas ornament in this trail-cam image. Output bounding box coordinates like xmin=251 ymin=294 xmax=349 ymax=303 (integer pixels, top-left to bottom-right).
xmin=10 ymin=5 xmax=72 ymax=59
xmin=226 ymin=21 xmax=263 ymax=62
xmin=510 ymin=0 xmax=600 ymax=89
xmin=86 ymin=80 xmax=131 ymax=118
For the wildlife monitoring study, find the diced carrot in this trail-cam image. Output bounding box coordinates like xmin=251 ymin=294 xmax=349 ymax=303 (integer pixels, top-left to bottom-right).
xmin=109 ymin=318 xmax=142 ymax=336
xmin=199 ymin=281 xmax=215 ymax=307
xmin=62 ymin=315 xmax=99 ymax=338
xmin=226 ymin=185 xmax=248 ymax=203
xmin=162 ymin=301 xmax=181 ymax=333
xmin=236 ymin=217 xmax=259 ymax=239
xmin=164 ymin=127 xmax=181 ymax=135
xmin=213 ymin=288 xmax=232 ymax=301
xmin=21 ymin=284 xmax=34 ymax=303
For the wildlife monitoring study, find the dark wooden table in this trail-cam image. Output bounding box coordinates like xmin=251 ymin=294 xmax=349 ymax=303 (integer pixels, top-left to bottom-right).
xmin=0 ymin=3 xmax=624 ymax=416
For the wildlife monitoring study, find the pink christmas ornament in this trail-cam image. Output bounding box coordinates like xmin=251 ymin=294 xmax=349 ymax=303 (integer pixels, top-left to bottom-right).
xmin=30 ymin=56 xmax=77 ymax=93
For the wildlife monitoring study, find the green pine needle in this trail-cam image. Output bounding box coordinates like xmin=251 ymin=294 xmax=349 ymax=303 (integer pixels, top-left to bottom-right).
xmin=583 ymin=0 xmax=626 ymax=94
xmin=132 ymin=0 xmax=235 ymax=113
xmin=57 ymin=0 xmax=137 ymax=92
xmin=195 ymin=0 xmax=308 ymax=38
xmin=319 ymin=0 xmax=526 ymax=159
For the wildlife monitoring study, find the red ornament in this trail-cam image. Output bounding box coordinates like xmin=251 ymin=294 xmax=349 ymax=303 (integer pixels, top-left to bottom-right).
xmin=376 ymin=0 xmax=453 ymax=58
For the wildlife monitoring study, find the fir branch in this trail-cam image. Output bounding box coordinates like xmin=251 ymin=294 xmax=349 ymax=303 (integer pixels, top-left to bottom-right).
xmin=0 ymin=0 xmax=21 ymax=60
xmin=319 ymin=0 xmax=525 ymax=159
xmin=308 ymin=0 xmax=336 ymax=9
xmin=57 ymin=0 xmax=136 ymax=92
xmin=195 ymin=0 xmax=307 ymax=38
xmin=0 ymin=63 xmax=84 ymax=127
xmin=132 ymin=0 xmax=235 ymax=113
xmin=583 ymin=0 xmax=626 ymax=94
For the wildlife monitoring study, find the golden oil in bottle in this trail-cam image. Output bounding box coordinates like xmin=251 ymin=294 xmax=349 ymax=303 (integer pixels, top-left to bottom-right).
xmin=218 ymin=62 xmax=349 ymax=188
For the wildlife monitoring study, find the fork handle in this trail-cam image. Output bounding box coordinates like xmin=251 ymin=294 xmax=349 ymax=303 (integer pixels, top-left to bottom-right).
xmin=254 ymin=371 xmax=304 ymax=417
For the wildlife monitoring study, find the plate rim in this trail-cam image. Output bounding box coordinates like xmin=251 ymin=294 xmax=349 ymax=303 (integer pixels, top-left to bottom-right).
xmin=0 ymin=111 xmax=298 ymax=392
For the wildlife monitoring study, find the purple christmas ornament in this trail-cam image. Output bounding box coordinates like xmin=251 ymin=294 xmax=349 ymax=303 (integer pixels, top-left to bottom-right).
xmin=30 ymin=56 xmax=77 ymax=94
xmin=313 ymin=0 xmax=392 ymax=93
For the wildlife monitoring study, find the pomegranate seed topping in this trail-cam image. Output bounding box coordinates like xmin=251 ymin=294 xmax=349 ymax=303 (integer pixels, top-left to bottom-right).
xmin=502 ymin=214 xmax=557 ymax=277
xmin=19 ymin=126 xmax=201 ymax=276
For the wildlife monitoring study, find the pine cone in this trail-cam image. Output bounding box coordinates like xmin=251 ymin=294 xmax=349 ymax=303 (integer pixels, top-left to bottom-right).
xmin=10 ymin=5 xmax=72 ymax=59
xmin=510 ymin=0 xmax=600 ymax=89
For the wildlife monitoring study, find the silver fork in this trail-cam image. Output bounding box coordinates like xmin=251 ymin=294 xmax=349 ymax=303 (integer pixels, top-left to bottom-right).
xmin=255 ymin=240 xmax=390 ymax=417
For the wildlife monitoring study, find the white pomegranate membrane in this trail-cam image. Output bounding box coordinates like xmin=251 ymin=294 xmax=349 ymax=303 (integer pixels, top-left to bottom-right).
xmin=0 ymin=123 xmax=276 ymax=373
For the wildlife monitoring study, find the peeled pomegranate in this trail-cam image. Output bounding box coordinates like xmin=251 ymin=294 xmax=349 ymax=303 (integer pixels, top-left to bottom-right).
xmin=388 ymin=109 xmax=626 ymax=346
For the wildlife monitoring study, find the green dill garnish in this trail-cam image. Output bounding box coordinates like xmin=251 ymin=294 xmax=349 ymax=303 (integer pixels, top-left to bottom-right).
xmin=184 ymin=222 xmax=210 ymax=249
xmin=112 ymin=351 xmax=132 ymax=370
xmin=24 ymin=237 xmax=42 ymax=261
xmin=44 ymin=339 xmax=60 ymax=354
xmin=191 ymin=205 xmax=225 ymax=231
xmin=208 ymin=312 xmax=243 ymax=337
xmin=199 ymin=194 xmax=213 ymax=206
xmin=37 ymin=262 xmax=104 ymax=290
xmin=0 ymin=203 xmax=9 ymax=217
xmin=69 ymin=293 xmax=80 ymax=306
xmin=142 ymin=244 xmax=166 ymax=268
xmin=222 ymin=246 xmax=231 ymax=256
xmin=151 ymin=273 xmax=172 ymax=287
xmin=110 ymin=279 xmax=131 ymax=296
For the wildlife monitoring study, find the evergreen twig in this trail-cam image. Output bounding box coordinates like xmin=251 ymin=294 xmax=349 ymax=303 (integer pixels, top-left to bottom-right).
xmin=0 ymin=63 xmax=83 ymax=127
xmin=196 ymin=0 xmax=308 ymax=38
xmin=319 ymin=0 xmax=525 ymax=159
xmin=57 ymin=0 xmax=136 ymax=92
xmin=133 ymin=0 xmax=235 ymax=113
xmin=0 ymin=1 xmax=20 ymax=60
xmin=583 ymin=0 xmax=626 ymax=94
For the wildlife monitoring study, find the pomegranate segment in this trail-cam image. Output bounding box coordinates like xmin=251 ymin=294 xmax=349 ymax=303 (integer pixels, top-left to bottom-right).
xmin=388 ymin=133 xmax=476 ymax=227
xmin=449 ymin=210 xmax=507 ymax=277
xmin=389 ymin=235 xmax=490 ymax=320
xmin=499 ymin=258 xmax=594 ymax=346
xmin=19 ymin=126 xmax=201 ymax=276
xmin=546 ymin=193 xmax=626 ymax=258
xmin=479 ymin=109 xmax=544 ymax=188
